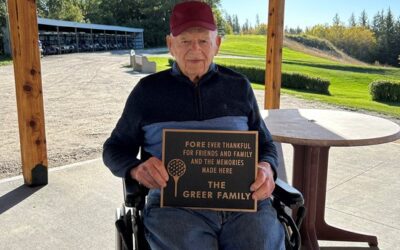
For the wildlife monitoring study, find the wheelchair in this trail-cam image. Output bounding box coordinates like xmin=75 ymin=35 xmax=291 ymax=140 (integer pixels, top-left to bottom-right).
xmin=115 ymin=176 xmax=306 ymax=250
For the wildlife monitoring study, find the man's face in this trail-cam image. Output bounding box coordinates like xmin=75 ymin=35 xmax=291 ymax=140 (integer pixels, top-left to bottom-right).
xmin=167 ymin=28 xmax=221 ymax=82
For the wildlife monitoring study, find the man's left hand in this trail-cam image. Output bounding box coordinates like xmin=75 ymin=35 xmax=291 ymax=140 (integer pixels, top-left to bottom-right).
xmin=250 ymin=162 xmax=275 ymax=201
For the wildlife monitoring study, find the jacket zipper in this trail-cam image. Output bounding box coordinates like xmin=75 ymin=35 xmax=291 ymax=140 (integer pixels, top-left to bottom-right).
xmin=193 ymin=83 xmax=203 ymax=120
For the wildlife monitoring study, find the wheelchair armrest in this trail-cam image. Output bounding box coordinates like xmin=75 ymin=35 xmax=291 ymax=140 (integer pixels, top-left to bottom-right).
xmin=273 ymin=178 xmax=304 ymax=209
xmin=123 ymin=177 xmax=149 ymax=209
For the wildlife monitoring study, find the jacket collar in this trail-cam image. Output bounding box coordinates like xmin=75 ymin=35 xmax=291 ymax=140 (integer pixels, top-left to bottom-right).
xmin=171 ymin=62 xmax=217 ymax=84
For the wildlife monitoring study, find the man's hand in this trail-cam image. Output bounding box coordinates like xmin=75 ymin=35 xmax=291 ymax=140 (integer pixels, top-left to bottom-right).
xmin=130 ymin=157 xmax=169 ymax=189
xmin=250 ymin=162 xmax=275 ymax=201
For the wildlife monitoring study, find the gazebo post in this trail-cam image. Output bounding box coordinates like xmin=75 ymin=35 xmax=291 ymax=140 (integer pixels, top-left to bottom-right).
xmin=265 ymin=0 xmax=285 ymax=109
xmin=7 ymin=0 xmax=48 ymax=186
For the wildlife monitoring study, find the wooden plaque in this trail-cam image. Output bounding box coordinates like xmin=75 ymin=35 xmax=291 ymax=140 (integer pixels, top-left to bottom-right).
xmin=161 ymin=129 xmax=258 ymax=212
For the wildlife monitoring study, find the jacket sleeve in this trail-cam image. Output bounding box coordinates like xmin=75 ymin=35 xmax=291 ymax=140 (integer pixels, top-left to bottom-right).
xmin=102 ymin=84 xmax=144 ymax=178
xmin=245 ymin=81 xmax=279 ymax=179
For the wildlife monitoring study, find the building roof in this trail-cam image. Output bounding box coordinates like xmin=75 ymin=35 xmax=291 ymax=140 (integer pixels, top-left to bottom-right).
xmin=38 ymin=18 xmax=143 ymax=33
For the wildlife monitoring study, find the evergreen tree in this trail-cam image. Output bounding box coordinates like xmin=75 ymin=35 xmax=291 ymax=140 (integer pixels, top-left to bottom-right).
xmin=372 ymin=10 xmax=385 ymax=37
xmin=233 ymin=14 xmax=240 ymax=34
xmin=332 ymin=13 xmax=341 ymax=26
xmin=384 ymin=8 xmax=397 ymax=65
xmin=395 ymin=17 xmax=400 ymax=65
xmin=242 ymin=18 xmax=250 ymax=34
xmin=358 ymin=10 xmax=368 ymax=28
xmin=256 ymin=14 xmax=260 ymax=27
xmin=223 ymin=13 xmax=233 ymax=34
xmin=348 ymin=13 xmax=356 ymax=27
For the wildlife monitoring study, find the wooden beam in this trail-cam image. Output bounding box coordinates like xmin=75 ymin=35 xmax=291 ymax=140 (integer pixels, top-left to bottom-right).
xmin=265 ymin=0 xmax=285 ymax=109
xmin=7 ymin=0 xmax=48 ymax=186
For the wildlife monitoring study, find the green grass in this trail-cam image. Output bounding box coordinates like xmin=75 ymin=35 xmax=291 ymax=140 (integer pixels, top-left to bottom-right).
xmin=148 ymin=35 xmax=400 ymax=118
xmin=0 ymin=55 xmax=12 ymax=66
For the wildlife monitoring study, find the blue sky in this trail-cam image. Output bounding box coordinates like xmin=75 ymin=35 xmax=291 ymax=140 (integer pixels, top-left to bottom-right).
xmin=220 ymin=0 xmax=400 ymax=29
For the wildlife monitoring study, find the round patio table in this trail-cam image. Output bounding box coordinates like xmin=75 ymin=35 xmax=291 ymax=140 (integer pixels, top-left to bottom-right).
xmin=261 ymin=109 xmax=400 ymax=249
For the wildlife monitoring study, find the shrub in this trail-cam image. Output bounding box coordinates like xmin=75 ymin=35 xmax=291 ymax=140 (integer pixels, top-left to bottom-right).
xmin=223 ymin=64 xmax=265 ymax=83
xmin=282 ymin=72 xmax=330 ymax=95
xmin=222 ymin=65 xmax=330 ymax=95
xmin=168 ymin=59 xmax=330 ymax=94
xmin=369 ymin=80 xmax=400 ymax=102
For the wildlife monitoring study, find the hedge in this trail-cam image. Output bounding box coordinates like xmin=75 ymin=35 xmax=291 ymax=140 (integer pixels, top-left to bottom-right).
xmin=369 ymin=80 xmax=400 ymax=102
xmin=168 ymin=59 xmax=330 ymax=94
xmin=281 ymin=72 xmax=330 ymax=95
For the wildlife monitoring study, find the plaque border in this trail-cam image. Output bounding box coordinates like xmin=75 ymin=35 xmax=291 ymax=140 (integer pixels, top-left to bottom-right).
xmin=161 ymin=129 xmax=259 ymax=212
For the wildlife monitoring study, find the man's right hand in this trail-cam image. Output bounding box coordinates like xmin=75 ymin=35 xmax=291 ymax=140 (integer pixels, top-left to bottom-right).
xmin=130 ymin=157 xmax=169 ymax=189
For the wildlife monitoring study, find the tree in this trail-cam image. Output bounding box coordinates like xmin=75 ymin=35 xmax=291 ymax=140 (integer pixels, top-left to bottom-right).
xmin=395 ymin=18 xmax=400 ymax=65
xmin=45 ymin=0 xmax=84 ymax=22
xmin=255 ymin=14 xmax=260 ymax=27
xmin=372 ymin=10 xmax=385 ymax=37
xmin=203 ymin=0 xmax=221 ymax=9
xmin=332 ymin=13 xmax=341 ymax=26
xmin=75 ymin=0 xmax=102 ymax=23
xmin=223 ymin=21 xmax=233 ymax=35
xmin=370 ymin=8 xmax=400 ymax=66
xmin=254 ymin=23 xmax=267 ymax=35
xmin=0 ymin=0 xmax=7 ymax=54
xmin=348 ymin=13 xmax=356 ymax=27
xmin=384 ymin=8 xmax=397 ymax=65
xmin=242 ymin=18 xmax=250 ymax=34
xmin=342 ymin=27 xmax=377 ymax=62
xmin=306 ymin=23 xmax=377 ymax=63
xmin=0 ymin=0 xmax=5 ymax=25
xmin=37 ymin=0 xmax=49 ymax=17
xmin=358 ymin=10 xmax=368 ymax=28
xmin=233 ymin=14 xmax=240 ymax=34
xmin=131 ymin=0 xmax=179 ymax=47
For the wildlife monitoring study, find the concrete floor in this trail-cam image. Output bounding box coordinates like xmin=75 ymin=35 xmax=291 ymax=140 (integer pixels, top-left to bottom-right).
xmin=1 ymin=139 xmax=399 ymax=249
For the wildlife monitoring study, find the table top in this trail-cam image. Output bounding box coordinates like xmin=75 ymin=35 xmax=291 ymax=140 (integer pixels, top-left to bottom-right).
xmin=261 ymin=109 xmax=400 ymax=147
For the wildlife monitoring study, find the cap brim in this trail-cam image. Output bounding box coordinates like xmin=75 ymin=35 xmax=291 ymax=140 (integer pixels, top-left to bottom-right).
xmin=172 ymin=21 xmax=216 ymax=36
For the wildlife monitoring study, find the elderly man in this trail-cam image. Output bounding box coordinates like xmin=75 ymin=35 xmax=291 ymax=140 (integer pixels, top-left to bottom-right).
xmin=103 ymin=1 xmax=284 ymax=249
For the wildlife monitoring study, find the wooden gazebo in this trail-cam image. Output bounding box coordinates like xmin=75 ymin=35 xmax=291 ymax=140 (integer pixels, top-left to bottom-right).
xmin=7 ymin=0 xmax=285 ymax=186
xmin=9 ymin=1 xmax=390 ymax=249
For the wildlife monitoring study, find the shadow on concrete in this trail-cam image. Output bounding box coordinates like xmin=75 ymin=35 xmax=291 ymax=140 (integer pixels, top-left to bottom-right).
xmin=0 ymin=185 xmax=43 ymax=215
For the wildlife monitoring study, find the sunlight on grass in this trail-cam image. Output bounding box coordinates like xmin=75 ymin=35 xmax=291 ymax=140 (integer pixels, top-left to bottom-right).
xmin=149 ymin=35 xmax=400 ymax=118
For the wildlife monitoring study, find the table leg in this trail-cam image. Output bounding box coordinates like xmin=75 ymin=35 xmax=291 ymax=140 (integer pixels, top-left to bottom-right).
xmin=292 ymin=145 xmax=321 ymax=250
xmin=314 ymin=147 xmax=378 ymax=247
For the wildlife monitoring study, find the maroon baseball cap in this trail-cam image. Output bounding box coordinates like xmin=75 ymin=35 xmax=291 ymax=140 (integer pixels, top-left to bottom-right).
xmin=170 ymin=1 xmax=217 ymax=36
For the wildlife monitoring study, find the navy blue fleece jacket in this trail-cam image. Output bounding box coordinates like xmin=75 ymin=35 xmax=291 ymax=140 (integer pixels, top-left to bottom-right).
xmin=103 ymin=63 xmax=278 ymax=179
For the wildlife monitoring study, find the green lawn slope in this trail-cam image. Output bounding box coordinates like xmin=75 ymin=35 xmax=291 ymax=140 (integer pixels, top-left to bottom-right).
xmin=149 ymin=34 xmax=400 ymax=118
